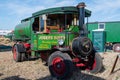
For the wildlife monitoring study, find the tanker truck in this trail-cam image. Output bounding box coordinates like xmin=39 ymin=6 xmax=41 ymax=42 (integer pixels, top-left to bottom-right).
xmin=12 ymin=2 xmax=102 ymax=79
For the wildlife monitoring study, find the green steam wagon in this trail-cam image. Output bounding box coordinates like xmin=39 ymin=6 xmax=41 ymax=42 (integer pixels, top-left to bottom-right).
xmin=12 ymin=2 xmax=102 ymax=79
xmin=88 ymin=21 xmax=120 ymax=52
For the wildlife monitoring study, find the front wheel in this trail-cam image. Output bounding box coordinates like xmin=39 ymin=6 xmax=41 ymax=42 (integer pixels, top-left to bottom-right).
xmin=89 ymin=53 xmax=103 ymax=73
xmin=48 ymin=51 xmax=74 ymax=79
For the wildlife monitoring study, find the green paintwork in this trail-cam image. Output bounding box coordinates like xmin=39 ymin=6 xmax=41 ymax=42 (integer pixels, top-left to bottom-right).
xmin=68 ymin=25 xmax=79 ymax=32
xmin=87 ymin=23 xmax=98 ymax=40
xmin=14 ymin=6 xmax=91 ymax=41
xmin=88 ymin=21 xmax=120 ymax=43
xmin=14 ymin=5 xmax=91 ymax=53
xmin=31 ymin=28 xmax=78 ymax=50
xmin=106 ymin=22 xmax=120 ymax=42
xmin=32 ymin=6 xmax=91 ymax=17
xmin=38 ymin=33 xmax=65 ymax=50
xmin=31 ymin=32 xmax=37 ymax=50
xmin=21 ymin=17 xmax=32 ymax=23
xmin=14 ymin=21 xmax=31 ymax=41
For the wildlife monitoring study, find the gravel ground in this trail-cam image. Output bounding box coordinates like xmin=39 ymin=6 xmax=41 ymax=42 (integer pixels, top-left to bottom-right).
xmin=0 ymin=50 xmax=120 ymax=80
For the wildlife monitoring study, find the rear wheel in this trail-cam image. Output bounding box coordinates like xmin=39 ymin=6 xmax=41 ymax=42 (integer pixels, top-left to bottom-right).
xmin=89 ymin=53 xmax=102 ymax=73
xmin=13 ymin=44 xmax=21 ymax=62
xmin=48 ymin=51 xmax=74 ymax=79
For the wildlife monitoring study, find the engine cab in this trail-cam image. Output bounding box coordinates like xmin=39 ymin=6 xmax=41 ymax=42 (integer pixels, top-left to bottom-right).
xmin=32 ymin=14 xmax=79 ymax=33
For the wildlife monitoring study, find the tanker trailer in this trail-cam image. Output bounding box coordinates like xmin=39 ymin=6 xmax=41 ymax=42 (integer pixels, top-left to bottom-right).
xmin=12 ymin=2 xmax=103 ymax=79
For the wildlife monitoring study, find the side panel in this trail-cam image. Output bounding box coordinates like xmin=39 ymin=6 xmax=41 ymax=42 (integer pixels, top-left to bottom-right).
xmin=31 ymin=33 xmax=77 ymax=51
xmin=37 ymin=33 xmax=65 ymax=50
xmin=106 ymin=22 xmax=120 ymax=42
xmin=31 ymin=33 xmax=38 ymax=50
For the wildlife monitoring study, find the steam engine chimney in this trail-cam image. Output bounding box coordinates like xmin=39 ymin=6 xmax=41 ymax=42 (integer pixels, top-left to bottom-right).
xmin=77 ymin=2 xmax=86 ymax=36
xmin=72 ymin=2 xmax=93 ymax=57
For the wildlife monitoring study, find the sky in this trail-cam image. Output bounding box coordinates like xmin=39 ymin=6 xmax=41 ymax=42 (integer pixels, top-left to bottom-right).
xmin=0 ymin=0 xmax=120 ymax=30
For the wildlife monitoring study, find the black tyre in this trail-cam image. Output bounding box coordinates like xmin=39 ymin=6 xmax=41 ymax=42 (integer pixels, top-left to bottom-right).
xmin=13 ymin=44 xmax=21 ymax=62
xmin=48 ymin=51 xmax=74 ymax=79
xmin=89 ymin=53 xmax=102 ymax=73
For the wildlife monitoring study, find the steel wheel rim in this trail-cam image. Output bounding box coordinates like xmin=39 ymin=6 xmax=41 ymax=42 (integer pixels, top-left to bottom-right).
xmin=52 ymin=57 xmax=66 ymax=76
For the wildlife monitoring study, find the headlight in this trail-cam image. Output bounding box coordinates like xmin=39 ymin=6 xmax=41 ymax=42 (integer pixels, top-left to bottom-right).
xmin=58 ymin=39 xmax=64 ymax=46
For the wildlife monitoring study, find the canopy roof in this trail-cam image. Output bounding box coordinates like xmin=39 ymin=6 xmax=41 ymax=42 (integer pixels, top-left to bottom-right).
xmin=22 ymin=6 xmax=91 ymax=22
xmin=32 ymin=6 xmax=91 ymax=17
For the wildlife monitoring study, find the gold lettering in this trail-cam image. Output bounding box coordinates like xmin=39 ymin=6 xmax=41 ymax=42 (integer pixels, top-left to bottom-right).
xmin=39 ymin=36 xmax=65 ymax=40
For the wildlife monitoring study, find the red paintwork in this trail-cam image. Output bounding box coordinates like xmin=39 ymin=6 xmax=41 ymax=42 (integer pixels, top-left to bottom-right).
xmin=72 ymin=58 xmax=80 ymax=63
xmin=52 ymin=57 xmax=65 ymax=76
xmin=58 ymin=28 xmax=63 ymax=32
xmin=46 ymin=28 xmax=50 ymax=33
xmin=76 ymin=63 xmax=86 ymax=67
xmin=92 ymin=59 xmax=96 ymax=70
xmin=13 ymin=47 xmax=17 ymax=60
xmin=73 ymin=58 xmax=86 ymax=67
xmin=72 ymin=57 xmax=95 ymax=69
xmin=40 ymin=53 xmax=49 ymax=61
xmin=23 ymin=43 xmax=30 ymax=49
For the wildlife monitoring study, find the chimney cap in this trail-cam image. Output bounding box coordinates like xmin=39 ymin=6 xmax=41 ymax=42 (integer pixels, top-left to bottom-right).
xmin=77 ymin=2 xmax=86 ymax=8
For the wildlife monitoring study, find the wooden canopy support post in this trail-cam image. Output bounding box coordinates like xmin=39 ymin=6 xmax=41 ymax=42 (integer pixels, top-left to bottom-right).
xmin=74 ymin=14 xmax=77 ymax=25
xmin=110 ymin=54 xmax=120 ymax=74
xmin=44 ymin=20 xmax=47 ymax=33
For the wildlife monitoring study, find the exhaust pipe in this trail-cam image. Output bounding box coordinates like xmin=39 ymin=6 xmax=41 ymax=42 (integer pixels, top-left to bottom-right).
xmin=77 ymin=2 xmax=86 ymax=36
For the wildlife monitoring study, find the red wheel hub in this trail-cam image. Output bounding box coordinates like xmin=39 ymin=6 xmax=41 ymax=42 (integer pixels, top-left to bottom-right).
xmin=13 ymin=48 xmax=17 ymax=60
xmin=52 ymin=57 xmax=66 ymax=76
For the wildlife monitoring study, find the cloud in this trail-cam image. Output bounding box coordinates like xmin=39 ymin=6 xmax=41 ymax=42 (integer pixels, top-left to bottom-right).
xmin=1 ymin=0 xmax=78 ymax=18
xmin=87 ymin=0 xmax=120 ymax=22
xmin=0 ymin=0 xmax=78 ymax=30
xmin=0 ymin=0 xmax=120 ymax=30
xmin=6 ymin=3 xmax=45 ymax=17
xmin=51 ymin=0 xmax=76 ymax=7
